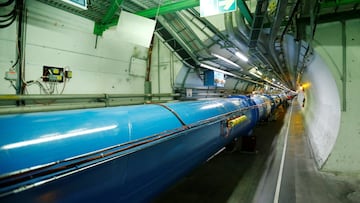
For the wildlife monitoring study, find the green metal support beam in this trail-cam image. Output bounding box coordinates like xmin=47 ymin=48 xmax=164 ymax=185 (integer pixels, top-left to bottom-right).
xmin=94 ymin=0 xmax=124 ymax=36
xmin=94 ymin=0 xmax=200 ymax=35
xmin=93 ymin=0 xmax=257 ymax=36
xmin=102 ymin=0 xmax=124 ymax=23
xmin=94 ymin=20 xmax=118 ymax=36
xmin=237 ymin=0 xmax=253 ymax=25
xmin=136 ymin=0 xmax=200 ymax=18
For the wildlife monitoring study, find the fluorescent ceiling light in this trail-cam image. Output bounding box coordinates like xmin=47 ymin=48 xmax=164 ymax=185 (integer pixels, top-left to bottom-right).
xmin=250 ymin=72 xmax=261 ymax=79
xmin=249 ymin=67 xmax=262 ymax=78
xmin=235 ymin=52 xmax=248 ymax=62
xmin=211 ymin=53 xmax=241 ymax=68
xmin=264 ymin=78 xmax=287 ymax=90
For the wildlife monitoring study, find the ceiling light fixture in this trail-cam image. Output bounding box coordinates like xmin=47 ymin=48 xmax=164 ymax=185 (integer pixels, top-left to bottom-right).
xmin=235 ymin=51 xmax=248 ymax=62
xmin=264 ymin=78 xmax=287 ymax=90
xmin=249 ymin=67 xmax=263 ymax=78
xmin=211 ymin=53 xmax=241 ymax=68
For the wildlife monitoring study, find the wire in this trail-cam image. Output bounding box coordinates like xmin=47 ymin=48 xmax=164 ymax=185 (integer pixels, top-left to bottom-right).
xmin=1 ymin=0 xmax=18 ymax=94
xmin=0 ymin=0 xmax=16 ymax=29
xmin=0 ymin=0 xmax=14 ymax=7
xmin=19 ymin=3 xmax=27 ymax=94
xmin=11 ymin=56 xmax=19 ymax=68
xmin=0 ymin=15 xmax=14 ymax=24
xmin=38 ymin=81 xmax=48 ymax=94
xmin=0 ymin=15 xmax=15 ymax=28
xmin=0 ymin=9 xmax=14 ymax=17
xmin=60 ymin=79 xmax=67 ymax=94
xmin=9 ymin=80 xmax=18 ymax=91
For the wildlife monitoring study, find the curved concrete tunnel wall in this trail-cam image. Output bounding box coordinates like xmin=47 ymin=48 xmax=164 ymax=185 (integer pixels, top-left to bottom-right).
xmin=300 ymin=19 xmax=360 ymax=174
xmin=298 ymin=53 xmax=341 ymax=168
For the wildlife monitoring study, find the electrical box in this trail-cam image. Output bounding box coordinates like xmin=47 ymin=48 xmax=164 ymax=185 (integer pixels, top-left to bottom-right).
xmin=43 ymin=66 xmax=64 ymax=82
xmin=5 ymin=70 xmax=18 ymax=81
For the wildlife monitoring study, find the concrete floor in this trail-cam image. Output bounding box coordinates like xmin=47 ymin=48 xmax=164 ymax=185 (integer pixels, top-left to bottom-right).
xmin=153 ymin=101 xmax=360 ymax=203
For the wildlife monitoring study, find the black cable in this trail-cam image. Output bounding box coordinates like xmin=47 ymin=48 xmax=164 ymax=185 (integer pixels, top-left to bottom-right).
xmin=0 ymin=0 xmax=16 ymax=28
xmin=0 ymin=14 xmax=14 ymax=22
xmin=0 ymin=8 xmax=15 ymax=17
xmin=0 ymin=0 xmax=14 ymax=7
xmin=0 ymin=16 xmax=15 ymax=28
xmin=11 ymin=55 xmax=19 ymax=68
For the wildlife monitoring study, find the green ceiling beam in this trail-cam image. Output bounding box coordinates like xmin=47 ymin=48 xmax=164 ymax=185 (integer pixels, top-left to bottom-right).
xmin=94 ymin=20 xmax=118 ymax=36
xmin=320 ymin=0 xmax=360 ymax=8
xmin=94 ymin=0 xmax=124 ymax=36
xmin=237 ymin=0 xmax=253 ymax=25
xmin=102 ymin=0 xmax=124 ymax=23
xmin=136 ymin=0 xmax=200 ymax=18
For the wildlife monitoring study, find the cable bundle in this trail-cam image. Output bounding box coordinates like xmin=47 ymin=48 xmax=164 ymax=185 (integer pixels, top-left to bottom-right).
xmin=0 ymin=0 xmax=16 ymax=28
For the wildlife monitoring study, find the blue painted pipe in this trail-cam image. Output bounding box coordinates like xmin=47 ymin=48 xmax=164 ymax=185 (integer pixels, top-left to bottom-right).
xmin=251 ymin=95 xmax=272 ymax=120
xmin=264 ymin=94 xmax=276 ymax=113
xmin=0 ymin=97 xmax=278 ymax=202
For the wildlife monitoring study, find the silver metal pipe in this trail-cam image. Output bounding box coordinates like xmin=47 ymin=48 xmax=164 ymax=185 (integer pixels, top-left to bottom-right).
xmin=0 ymin=93 xmax=180 ymax=115
xmin=224 ymin=13 xmax=249 ymax=53
xmin=0 ymin=94 xmax=105 ymax=100
xmin=235 ymin=9 xmax=250 ymax=40
xmin=268 ymin=0 xmax=291 ymax=85
xmin=0 ymin=93 xmax=180 ymax=101
xmin=0 ymin=103 xmax=106 ymax=114
xmin=224 ymin=13 xmax=288 ymax=88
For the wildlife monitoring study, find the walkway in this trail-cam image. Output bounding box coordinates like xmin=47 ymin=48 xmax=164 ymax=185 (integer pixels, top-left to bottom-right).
xmin=154 ymin=100 xmax=360 ymax=203
xmin=253 ymin=100 xmax=359 ymax=203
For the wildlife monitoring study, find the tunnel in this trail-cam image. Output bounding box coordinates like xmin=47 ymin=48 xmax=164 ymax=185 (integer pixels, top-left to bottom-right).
xmin=0 ymin=0 xmax=360 ymax=202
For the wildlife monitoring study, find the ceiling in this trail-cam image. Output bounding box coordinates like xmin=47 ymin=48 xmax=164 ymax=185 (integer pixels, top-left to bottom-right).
xmin=36 ymin=0 xmax=360 ymax=91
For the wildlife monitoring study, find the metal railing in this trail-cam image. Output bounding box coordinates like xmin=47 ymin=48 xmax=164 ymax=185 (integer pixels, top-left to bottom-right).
xmin=0 ymin=93 xmax=180 ymax=114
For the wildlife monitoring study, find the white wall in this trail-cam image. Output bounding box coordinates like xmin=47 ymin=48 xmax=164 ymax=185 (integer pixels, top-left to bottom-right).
xmin=0 ymin=21 xmax=17 ymax=94
xmin=150 ymin=38 xmax=183 ymax=97
xmin=0 ymin=0 xmax=256 ymax=99
xmin=320 ymin=19 xmax=360 ymax=174
xmin=0 ymin=0 xmax=182 ymax=96
xmin=301 ymin=19 xmax=360 ymax=174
